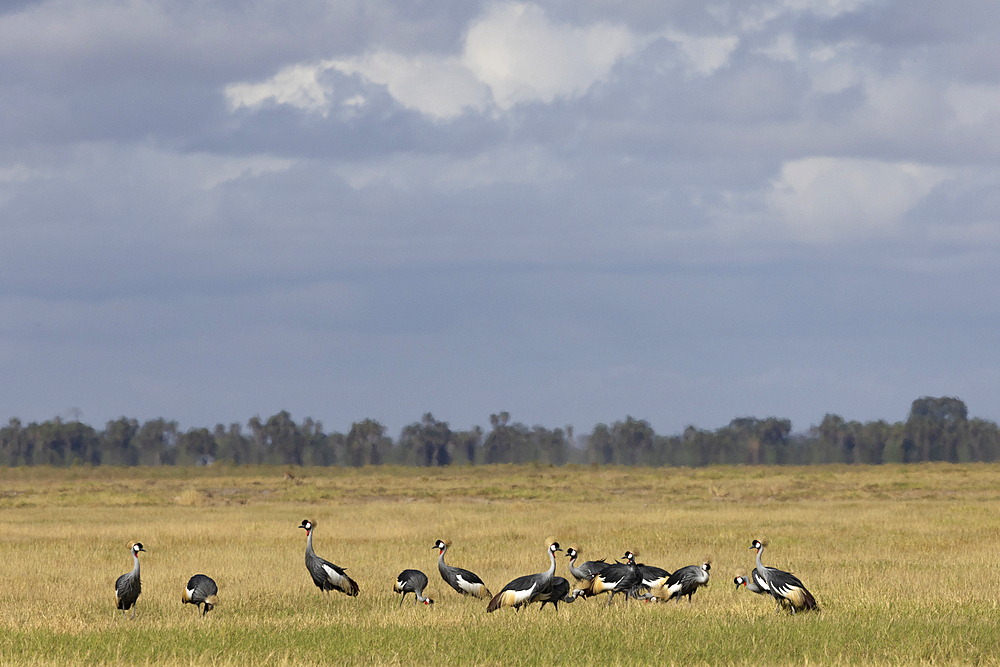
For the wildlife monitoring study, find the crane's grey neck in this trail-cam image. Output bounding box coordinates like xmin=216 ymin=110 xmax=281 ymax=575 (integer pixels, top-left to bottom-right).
xmin=755 ymin=545 xmax=765 ymax=572
xmin=305 ymin=530 xmax=315 ymax=555
xmin=544 ymin=547 xmax=556 ymax=580
xmin=437 ymin=547 xmax=446 ymax=565
xmin=131 ymin=552 xmax=141 ymax=576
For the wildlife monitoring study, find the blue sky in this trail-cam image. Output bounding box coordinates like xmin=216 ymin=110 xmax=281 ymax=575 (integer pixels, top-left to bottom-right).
xmin=1 ymin=0 xmax=998 ymax=437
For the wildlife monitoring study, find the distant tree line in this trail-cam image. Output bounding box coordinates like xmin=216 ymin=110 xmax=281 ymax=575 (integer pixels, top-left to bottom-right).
xmin=2 ymin=396 xmax=997 ymax=468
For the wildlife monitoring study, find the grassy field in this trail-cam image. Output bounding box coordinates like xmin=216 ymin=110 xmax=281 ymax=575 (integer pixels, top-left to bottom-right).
xmin=2 ymin=463 xmax=1000 ymax=666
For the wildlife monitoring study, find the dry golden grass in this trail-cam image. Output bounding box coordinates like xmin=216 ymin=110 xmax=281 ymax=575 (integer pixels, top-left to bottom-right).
xmin=2 ymin=463 xmax=1000 ymax=665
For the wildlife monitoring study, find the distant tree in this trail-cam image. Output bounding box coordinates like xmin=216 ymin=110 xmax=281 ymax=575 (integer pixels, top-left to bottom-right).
xmin=263 ymin=411 xmax=306 ymax=466
xmin=0 ymin=418 xmax=29 ymax=466
xmin=179 ymin=427 xmax=217 ymax=464
xmin=611 ymin=417 xmax=656 ymax=465
xmin=301 ymin=417 xmax=336 ymax=466
xmin=24 ymin=418 xmax=100 ymax=466
xmin=398 ymin=413 xmax=453 ymax=466
xmin=906 ymin=396 xmax=970 ymax=462
xmin=214 ymin=423 xmax=252 ymax=464
xmin=968 ymin=418 xmax=1000 ymax=462
xmin=484 ymin=412 xmax=533 ymax=463
xmin=452 ymin=426 xmax=482 ymax=465
xmin=343 ymin=419 xmax=391 ymax=467
xmin=531 ymin=425 xmax=569 ymax=465
xmin=587 ymin=424 xmax=614 ymax=464
xmin=101 ymin=417 xmax=140 ymax=466
xmin=135 ymin=419 xmax=179 ymax=465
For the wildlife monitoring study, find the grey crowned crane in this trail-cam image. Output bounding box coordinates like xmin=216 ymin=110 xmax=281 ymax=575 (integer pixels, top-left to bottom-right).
xmin=394 ymin=569 xmax=434 ymax=607
xmin=646 ymin=561 xmax=710 ymax=603
xmin=433 ymin=539 xmax=492 ymax=599
xmin=631 ymin=557 xmax=671 ymax=599
xmin=299 ymin=519 xmax=360 ymax=597
xmin=577 ymin=550 xmax=640 ymax=606
xmin=182 ymin=574 xmax=218 ymax=616
xmin=734 ymin=572 xmax=768 ymax=596
xmin=486 ymin=539 xmax=562 ymax=612
xmin=115 ymin=542 xmax=145 ymax=619
xmin=535 ymin=576 xmax=582 ymax=611
xmin=565 ymin=547 xmax=609 ymax=582
xmin=750 ymin=539 xmax=817 ymax=613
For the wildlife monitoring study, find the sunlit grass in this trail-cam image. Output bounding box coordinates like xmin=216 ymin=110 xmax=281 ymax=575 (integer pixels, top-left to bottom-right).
xmin=2 ymin=464 xmax=1000 ymax=664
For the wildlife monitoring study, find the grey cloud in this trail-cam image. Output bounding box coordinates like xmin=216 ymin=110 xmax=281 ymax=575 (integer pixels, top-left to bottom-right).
xmin=2 ymin=0 xmax=1000 ymax=436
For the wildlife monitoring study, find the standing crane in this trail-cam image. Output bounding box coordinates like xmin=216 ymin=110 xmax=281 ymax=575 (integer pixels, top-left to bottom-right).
xmin=394 ymin=569 xmax=434 ymax=607
xmin=486 ymin=538 xmax=562 ymax=612
xmin=182 ymin=574 xmax=219 ymax=616
xmin=535 ymin=576 xmax=582 ymax=611
xmin=577 ymin=550 xmax=640 ymax=606
xmin=565 ymin=547 xmax=609 ymax=582
xmin=299 ymin=519 xmax=360 ymax=597
xmin=646 ymin=561 xmax=710 ymax=603
xmin=115 ymin=542 xmax=145 ymax=619
xmin=433 ymin=539 xmax=492 ymax=599
xmin=630 ymin=556 xmax=671 ymax=599
xmin=750 ymin=539 xmax=817 ymax=613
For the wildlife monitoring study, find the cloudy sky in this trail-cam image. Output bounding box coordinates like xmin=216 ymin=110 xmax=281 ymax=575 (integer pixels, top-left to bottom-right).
xmin=2 ymin=0 xmax=998 ymax=438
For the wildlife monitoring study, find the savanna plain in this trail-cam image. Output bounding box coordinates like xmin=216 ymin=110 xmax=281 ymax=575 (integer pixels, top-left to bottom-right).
xmin=2 ymin=463 xmax=1000 ymax=666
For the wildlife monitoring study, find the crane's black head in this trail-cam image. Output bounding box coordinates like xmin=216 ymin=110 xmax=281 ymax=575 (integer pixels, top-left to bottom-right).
xmin=623 ymin=551 xmax=636 ymax=564
xmin=433 ymin=539 xmax=450 ymax=552
xmin=734 ymin=576 xmax=747 ymax=587
xmin=750 ymin=539 xmax=763 ymax=551
xmin=300 ymin=519 xmax=313 ymax=533
xmin=422 ymin=598 xmax=435 ymax=606
xmin=703 ymin=562 xmax=711 ymax=572
xmin=565 ymin=547 xmax=577 ymax=559
xmin=548 ymin=542 xmax=562 ymax=554
xmin=131 ymin=542 xmax=145 ymax=555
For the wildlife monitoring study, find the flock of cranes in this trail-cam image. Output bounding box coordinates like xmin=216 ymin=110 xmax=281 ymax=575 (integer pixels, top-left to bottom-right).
xmin=115 ymin=520 xmax=817 ymax=619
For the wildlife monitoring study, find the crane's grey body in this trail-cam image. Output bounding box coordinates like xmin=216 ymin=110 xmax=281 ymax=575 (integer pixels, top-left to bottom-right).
xmin=637 ymin=563 xmax=670 ymax=588
xmin=535 ymin=576 xmax=581 ymax=611
xmin=630 ymin=560 xmax=671 ymax=599
xmin=487 ymin=541 xmax=562 ymax=612
xmin=565 ymin=548 xmax=609 ymax=582
xmin=182 ymin=574 xmax=218 ymax=616
xmin=115 ymin=542 xmax=145 ymax=619
xmin=299 ymin=519 xmax=360 ymax=597
xmin=394 ymin=569 xmax=433 ymax=606
xmin=647 ymin=562 xmax=710 ymax=602
xmin=751 ymin=540 xmax=817 ymax=613
xmin=579 ymin=551 xmax=640 ymax=606
xmin=433 ymin=540 xmax=492 ymax=599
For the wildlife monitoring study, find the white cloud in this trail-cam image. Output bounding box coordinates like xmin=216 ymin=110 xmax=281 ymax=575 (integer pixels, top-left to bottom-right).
xmin=767 ymin=157 xmax=952 ymax=243
xmin=224 ymin=2 xmax=647 ymax=120
xmin=329 ymin=51 xmax=491 ymax=118
xmin=225 ymin=63 xmax=331 ymax=115
xmin=664 ymin=29 xmax=739 ymax=77
xmin=461 ymin=2 xmax=642 ymax=108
